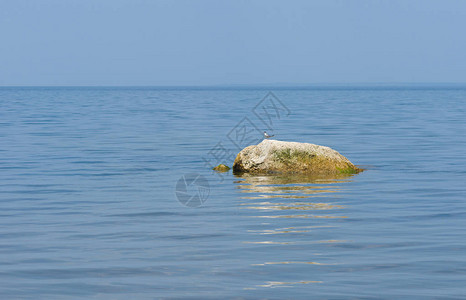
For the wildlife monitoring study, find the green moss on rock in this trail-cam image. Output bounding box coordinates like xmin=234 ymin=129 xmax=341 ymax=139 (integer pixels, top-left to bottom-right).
xmin=336 ymin=166 xmax=363 ymax=174
xmin=273 ymin=149 xmax=316 ymax=165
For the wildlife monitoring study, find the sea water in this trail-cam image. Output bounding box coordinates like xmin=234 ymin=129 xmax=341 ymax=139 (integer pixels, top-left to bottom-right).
xmin=0 ymin=86 xmax=465 ymax=299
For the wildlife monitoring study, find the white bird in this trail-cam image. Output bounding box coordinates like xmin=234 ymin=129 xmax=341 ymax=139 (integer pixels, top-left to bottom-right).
xmin=263 ymin=131 xmax=274 ymax=139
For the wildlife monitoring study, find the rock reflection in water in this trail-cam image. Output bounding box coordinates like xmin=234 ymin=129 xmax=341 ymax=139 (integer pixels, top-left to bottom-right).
xmin=235 ymin=173 xmax=353 ymax=197
xmin=235 ymin=173 xmax=355 ymax=288
xmin=234 ymin=173 xmax=354 ymax=217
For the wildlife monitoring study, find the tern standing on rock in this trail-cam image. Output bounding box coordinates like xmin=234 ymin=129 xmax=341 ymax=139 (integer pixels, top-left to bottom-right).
xmin=263 ymin=131 xmax=274 ymax=139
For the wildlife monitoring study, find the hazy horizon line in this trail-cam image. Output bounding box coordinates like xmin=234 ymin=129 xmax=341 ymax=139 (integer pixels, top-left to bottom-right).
xmin=1 ymin=82 xmax=466 ymax=88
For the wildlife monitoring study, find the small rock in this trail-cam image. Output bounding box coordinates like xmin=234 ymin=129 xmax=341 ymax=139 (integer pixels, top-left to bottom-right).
xmin=213 ymin=164 xmax=230 ymax=172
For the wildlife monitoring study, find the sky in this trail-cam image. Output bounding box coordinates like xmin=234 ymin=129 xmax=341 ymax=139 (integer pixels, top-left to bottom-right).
xmin=0 ymin=0 xmax=465 ymax=86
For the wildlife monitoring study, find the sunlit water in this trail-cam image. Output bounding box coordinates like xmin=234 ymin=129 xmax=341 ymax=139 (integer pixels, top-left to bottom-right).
xmin=0 ymin=86 xmax=465 ymax=299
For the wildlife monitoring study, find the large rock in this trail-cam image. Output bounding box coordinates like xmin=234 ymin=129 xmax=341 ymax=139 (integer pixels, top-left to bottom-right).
xmin=233 ymin=139 xmax=362 ymax=174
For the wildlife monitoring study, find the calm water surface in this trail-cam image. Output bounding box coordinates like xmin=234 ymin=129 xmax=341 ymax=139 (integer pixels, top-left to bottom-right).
xmin=0 ymin=87 xmax=465 ymax=299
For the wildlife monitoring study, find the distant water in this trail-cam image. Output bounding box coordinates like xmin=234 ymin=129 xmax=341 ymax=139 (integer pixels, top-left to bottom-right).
xmin=0 ymin=86 xmax=465 ymax=299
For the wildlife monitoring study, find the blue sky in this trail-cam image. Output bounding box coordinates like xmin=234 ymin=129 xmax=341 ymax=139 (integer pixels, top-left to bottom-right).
xmin=1 ymin=0 xmax=465 ymax=86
